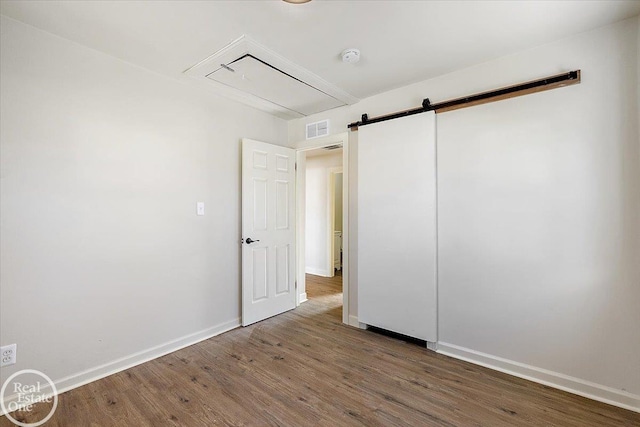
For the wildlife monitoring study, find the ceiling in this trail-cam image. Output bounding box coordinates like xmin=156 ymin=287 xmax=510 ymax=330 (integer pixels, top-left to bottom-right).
xmin=306 ymin=147 xmax=343 ymax=158
xmin=2 ymin=1 xmax=639 ymax=117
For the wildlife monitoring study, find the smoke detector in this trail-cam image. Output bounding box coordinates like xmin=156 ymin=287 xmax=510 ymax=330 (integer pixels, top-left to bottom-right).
xmin=341 ymin=48 xmax=361 ymax=64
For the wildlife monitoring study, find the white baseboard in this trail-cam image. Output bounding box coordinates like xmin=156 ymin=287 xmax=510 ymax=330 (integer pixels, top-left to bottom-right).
xmin=1 ymin=318 xmax=240 ymax=415
xmin=348 ymin=315 xmax=367 ymax=329
xmin=348 ymin=314 xmax=360 ymax=327
xmin=305 ymin=267 xmax=331 ymax=277
xmin=437 ymin=342 xmax=640 ymax=413
xmin=298 ymin=292 xmax=308 ymax=304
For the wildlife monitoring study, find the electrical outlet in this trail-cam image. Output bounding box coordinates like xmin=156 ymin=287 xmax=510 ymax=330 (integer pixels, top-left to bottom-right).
xmin=1 ymin=344 xmax=17 ymax=367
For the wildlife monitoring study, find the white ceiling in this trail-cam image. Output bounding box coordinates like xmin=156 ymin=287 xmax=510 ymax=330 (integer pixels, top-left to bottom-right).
xmin=2 ymin=1 xmax=639 ymax=115
xmin=306 ymin=147 xmax=343 ymax=158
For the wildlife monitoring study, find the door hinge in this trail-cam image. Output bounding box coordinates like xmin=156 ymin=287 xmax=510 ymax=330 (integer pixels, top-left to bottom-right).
xmin=295 ymin=281 xmax=297 ymax=289
xmin=295 ymin=162 xmax=297 ymax=171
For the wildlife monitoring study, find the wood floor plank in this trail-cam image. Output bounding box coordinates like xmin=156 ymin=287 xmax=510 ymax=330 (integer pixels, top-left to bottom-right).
xmin=2 ymin=272 xmax=638 ymax=426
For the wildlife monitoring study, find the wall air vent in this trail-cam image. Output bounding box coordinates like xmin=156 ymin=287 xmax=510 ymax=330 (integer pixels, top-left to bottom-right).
xmin=306 ymin=119 xmax=330 ymax=140
xmin=322 ymin=144 xmax=342 ymax=151
xmin=184 ymin=36 xmax=359 ymax=120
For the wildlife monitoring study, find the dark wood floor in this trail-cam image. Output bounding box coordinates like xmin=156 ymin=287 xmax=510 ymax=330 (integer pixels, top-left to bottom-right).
xmin=3 ymin=272 xmax=639 ymax=426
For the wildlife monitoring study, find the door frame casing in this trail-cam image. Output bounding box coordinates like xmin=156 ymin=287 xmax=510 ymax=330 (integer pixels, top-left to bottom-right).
xmin=294 ymin=132 xmax=350 ymax=325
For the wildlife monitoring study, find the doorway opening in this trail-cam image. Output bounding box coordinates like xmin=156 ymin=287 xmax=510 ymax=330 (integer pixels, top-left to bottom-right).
xmin=295 ymin=132 xmax=350 ymax=325
xmin=304 ymin=148 xmax=343 ymax=317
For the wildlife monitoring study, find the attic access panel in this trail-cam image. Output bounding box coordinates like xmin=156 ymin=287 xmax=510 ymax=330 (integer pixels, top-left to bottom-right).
xmin=184 ymin=35 xmax=358 ymax=119
xmin=207 ymin=55 xmax=345 ymax=117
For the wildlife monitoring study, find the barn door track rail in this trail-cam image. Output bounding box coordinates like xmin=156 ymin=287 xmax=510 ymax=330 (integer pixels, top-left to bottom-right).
xmin=347 ymin=70 xmax=581 ymax=130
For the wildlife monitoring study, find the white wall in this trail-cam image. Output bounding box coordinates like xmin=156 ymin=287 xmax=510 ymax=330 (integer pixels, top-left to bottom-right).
xmin=435 ymin=17 xmax=640 ymax=408
xmin=304 ymin=151 xmax=342 ymax=276
xmin=0 ymin=16 xmax=287 ymax=397
xmin=289 ymin=16 xmax=640 ymax=409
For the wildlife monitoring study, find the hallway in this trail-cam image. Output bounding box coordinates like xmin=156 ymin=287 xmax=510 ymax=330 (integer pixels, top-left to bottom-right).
xmin=305 ymin=271 xmax=342 ymax=302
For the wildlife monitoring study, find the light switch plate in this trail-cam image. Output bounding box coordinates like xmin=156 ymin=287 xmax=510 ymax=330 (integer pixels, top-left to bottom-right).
xmin=196 ymin=202 xmax=205 ymax=216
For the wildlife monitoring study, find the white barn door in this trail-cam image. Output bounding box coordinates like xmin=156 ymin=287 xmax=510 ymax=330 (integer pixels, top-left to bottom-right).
xmin=242 ymin=139 xmax=296 ymax=326
xmin=357 ymin=112 xmax=438 ymax=342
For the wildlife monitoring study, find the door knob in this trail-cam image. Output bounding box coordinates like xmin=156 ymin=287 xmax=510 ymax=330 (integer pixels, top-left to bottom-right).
xmin=245 ymin=238 xmax=260 ymax=244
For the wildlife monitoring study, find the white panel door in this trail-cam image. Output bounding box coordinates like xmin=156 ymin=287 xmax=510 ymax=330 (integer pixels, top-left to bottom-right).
xmin=357 ymin=112 xmax=437 ymax=342
xmin=242 ymin=139 xmax=296 ymax=326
